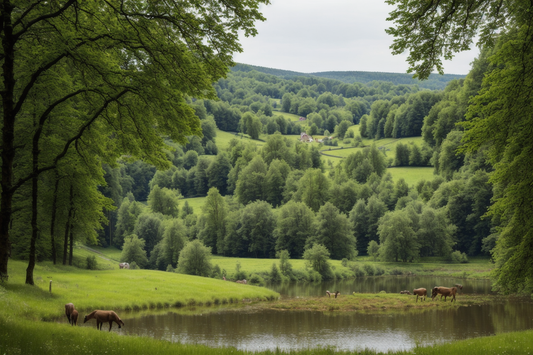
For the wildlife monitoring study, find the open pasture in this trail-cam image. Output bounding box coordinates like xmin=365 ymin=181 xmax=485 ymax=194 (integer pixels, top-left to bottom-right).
xmin=0 ymin=260 xmax=278 ymax=321
xmin=387 ymin=166 xmax=436 ymax=186
xmin=180 ymin=196 xmax=207 ymax=215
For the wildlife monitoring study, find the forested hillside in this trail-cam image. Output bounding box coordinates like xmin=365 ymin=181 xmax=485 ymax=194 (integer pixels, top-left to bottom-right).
xmin=8 ymin=49 xmax=499 ymax=283
xmin=232 ymin=63 xmax=465 ymax=90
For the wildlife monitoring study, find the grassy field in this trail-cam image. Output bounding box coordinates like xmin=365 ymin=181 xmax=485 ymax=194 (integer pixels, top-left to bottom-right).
xmin=0 ymin=254 xmax=517 ymax=355
xmin=181 ymin=196 xmax=208 ymax=215
xmin=272 ymin=111 xmax=302 ymax=122
xmin=215 ymin=129 xmax=240 ymax=151
xmin=387 ymin=166 xmax=436 ymax=186
xmin=1 ymin=259 xmax=278 ymax=321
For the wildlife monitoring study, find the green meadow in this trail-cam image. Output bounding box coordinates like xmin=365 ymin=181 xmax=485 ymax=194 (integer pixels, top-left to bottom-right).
xmin=180 ymin=196 xmax=208 ymax=216
xmin=0 ymin=255 xmax=528 ymax=355
xmin=387 ymin=166 xmax=436 ymax=186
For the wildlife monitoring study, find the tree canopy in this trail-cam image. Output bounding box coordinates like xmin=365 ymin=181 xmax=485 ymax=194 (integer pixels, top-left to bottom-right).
xmin=387 ymin=0 xmax=533 ymax=293
xmin=0 ymin=0 xmax=269 ymax=282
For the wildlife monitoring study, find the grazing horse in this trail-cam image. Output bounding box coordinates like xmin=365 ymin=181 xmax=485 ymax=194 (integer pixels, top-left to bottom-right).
xmin=455 ymin=284 xmax=463 ymax=290
xmin=399 ymin=290 xmax=411 ymax=295
xmin=70 ymin=309 xmax=79 ymax=326
xmin=326 ymin=291 xmax=340 ymax=298
xmin=235 ymin=279 xmax=247 ymax=284
xmin=413 ymin=288 xmax=427 ymax=302
xmin=119 ymin=262 xmax=129 ymax=269
xmin=65 ymin=303 xmax=76 ymax=324
xmin=431 ymin=286 xmax=457 ymax=302
xmin=84 ymin=310 xmax=125 ymax=331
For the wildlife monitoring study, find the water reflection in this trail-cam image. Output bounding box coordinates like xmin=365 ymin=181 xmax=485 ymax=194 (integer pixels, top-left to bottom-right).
xmin=71 ymin=276 xmax=532 ymax=352
xmin=115 ymin=301 xmax=533 ymax=352
xmin=268 ymin=276 xmax=494 ymax=298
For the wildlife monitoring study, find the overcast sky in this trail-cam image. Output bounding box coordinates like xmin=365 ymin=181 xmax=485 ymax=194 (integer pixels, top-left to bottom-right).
xmin=234 ymin=0 xmax=479 ymax=75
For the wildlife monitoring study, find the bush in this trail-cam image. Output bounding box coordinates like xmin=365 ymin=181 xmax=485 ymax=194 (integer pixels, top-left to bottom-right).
xmin=451 ymin=250 xmax=469 ymax=263
xmin=307 ymin=270 xmax=322 ymax=282
xmin=389 ymin=268 xmax=404 ymax=275
xmin=374 ymin=266 xmax=385 ymax=276
xmin=129 ymin=261 xmax=139 ymax=269
xmin=362 ymin=264 xmax=375 ymax=276
xmin=341 ymin=258 xmax=349 ymax=267
xmin=270 ymin=263 xmax=282 ymax=283
xmin=233 ymin=261 xmax=247 ymax=280
xmin=86 ymin=256 xmax=97 ymax=270
xmin=351 ymin=264 xmax=366 ymax=278
xmin=166 ymin=264 xmax=175 ymax=272
xmin=210 ymin=264 xmax=221 ymax=278
xmin=249 ymin=273 xmax=265 ymax=286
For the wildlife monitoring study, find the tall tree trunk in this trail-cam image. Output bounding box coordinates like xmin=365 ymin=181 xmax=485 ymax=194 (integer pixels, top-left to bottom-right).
xmin=68 ymin=222 xmax=74 ymax=266
xmin=50 ymin=176 xmax=60 ymax=265
xmin=25 ymin=129 xmax=40 ymax=285
xmin=0 ymin=2 xmax=16 ymax=283
xmin=62 ymin=185 xmax=73 ymax=265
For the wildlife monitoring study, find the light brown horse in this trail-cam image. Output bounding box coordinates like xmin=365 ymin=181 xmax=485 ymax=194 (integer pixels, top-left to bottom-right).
xmin=84 ymin=310 xmax=124 ymax=331
xmin=65 ymin=303 xmax=76 ymax=324
xmin=431 ymin=286 xmax=457 ymax=302
xmin=413 ymin=288 xmax=427 ymax=302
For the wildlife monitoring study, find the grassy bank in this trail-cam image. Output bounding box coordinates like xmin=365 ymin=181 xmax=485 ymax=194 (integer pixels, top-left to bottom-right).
xmin=264 ymin=292 xmax=494 ymax=313
xmin=1 ymin=260 xmax=278 ymax=321
xmin=211 ymin=256 xmax=494 ymax=281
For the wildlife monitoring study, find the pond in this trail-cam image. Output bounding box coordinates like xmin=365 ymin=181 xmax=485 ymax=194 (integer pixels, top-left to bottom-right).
xmin=73 ymin=276 xmax=533 ymax=352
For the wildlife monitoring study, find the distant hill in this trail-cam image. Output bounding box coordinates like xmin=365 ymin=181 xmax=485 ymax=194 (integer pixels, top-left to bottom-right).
xmin=232 ymin=64 xmax=465 ymax=90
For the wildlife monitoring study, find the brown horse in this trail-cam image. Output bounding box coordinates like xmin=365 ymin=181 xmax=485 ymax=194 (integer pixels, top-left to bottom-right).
xmin=70 ymin=309 xmax=79 ymax=326
xmin=84 ymin=310 xmax=124 ymax=331
xmin=65 ymin=303 xmax=75 ymax=324
xmin=431 ymin=286 xmax=457 ymax=302
xmin=413 ymin=288 xmax=427 ymax=302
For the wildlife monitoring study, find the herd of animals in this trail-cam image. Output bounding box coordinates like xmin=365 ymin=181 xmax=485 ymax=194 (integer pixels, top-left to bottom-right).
xmin=401 ymin=284 xmax=463 ymax=302
xmin=334 ymin=284 xmax=463 ymax=302
xmin=65 ymin=303 xmax=124 ymax=331
xmin=64 ymin=281 xmax=463 ymax=330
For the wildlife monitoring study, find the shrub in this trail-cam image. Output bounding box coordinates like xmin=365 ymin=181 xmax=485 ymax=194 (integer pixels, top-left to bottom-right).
xmin=362 ymin=264 xmax=375 ymax=276
xmin=166 ymin=264 xmax=175 ymax=272
xmin=86 ymin=256 xmax=97 ymax=270
xmin=307 ymin=270 xmax=323 ymax=282
xmin=351 ymin=264 xmax=366 ymax=278
xmin=129 ymin=261 xmax=139 ymax=269
xmin=389 ymin=268 xmax=404 ymax=275
xmin=210 ymin=264 xmax=221 ymax=278
xmin=270 ymin=263 xmax=282 ymax=283
xmin=233 ymin=261 xmax=247 ymax=280
xmin=375 ymin=266 xmax=385 ymax=276
xmin=451 ymin=250 xmax=469 ymax=263
xmin=249 ymin=273 xmax=265 ymax=286
xmin=341 ymin=258 xmax=349 ymax=267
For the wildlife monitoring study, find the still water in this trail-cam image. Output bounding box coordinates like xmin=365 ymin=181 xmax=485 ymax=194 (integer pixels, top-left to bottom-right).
xmin=76 ymin=277 xmax=533 ymax=352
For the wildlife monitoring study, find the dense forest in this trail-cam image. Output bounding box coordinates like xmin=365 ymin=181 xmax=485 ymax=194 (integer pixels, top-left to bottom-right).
xmin=7 ymin=43 xmax=499 ymax=283
xmin=232 ymin=63 xmax=464 ymax=90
